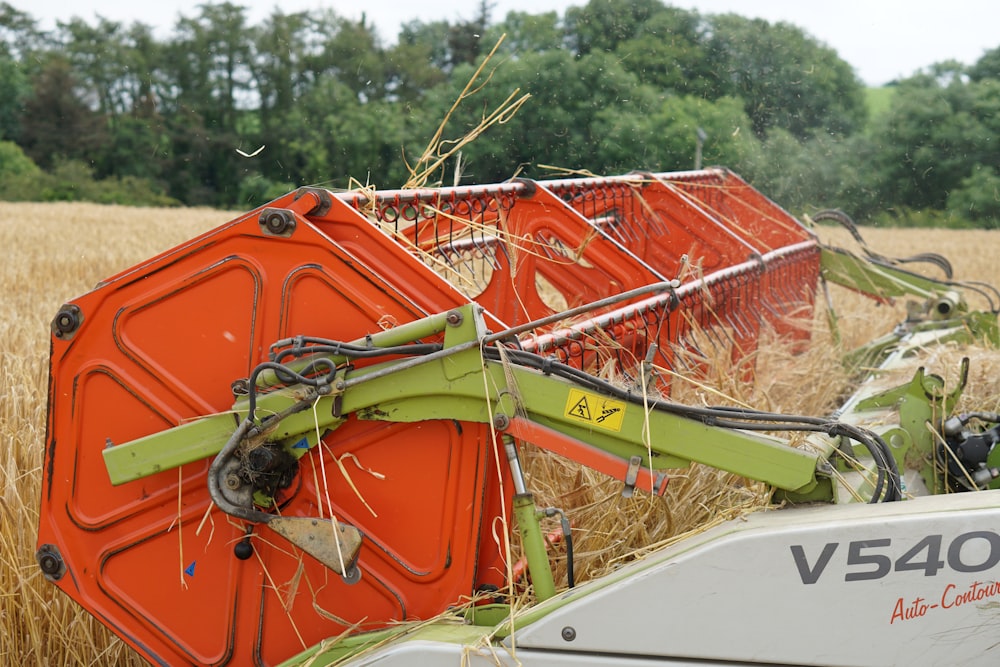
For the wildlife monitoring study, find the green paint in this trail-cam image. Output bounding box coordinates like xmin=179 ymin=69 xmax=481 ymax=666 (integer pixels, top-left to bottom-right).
xmin=515 ymin=493 xmax=556 ymax=601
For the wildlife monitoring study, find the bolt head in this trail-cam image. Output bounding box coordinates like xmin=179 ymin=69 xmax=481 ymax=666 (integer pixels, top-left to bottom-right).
xmin=36 ymin=545 xmax=65 ymax=580
xmin=51 ymin=304 xmax=83 ymax=339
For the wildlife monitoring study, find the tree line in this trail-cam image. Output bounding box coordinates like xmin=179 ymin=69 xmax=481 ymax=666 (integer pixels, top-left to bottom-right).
xmin=0 ymin=0 xmax=998 ymax=226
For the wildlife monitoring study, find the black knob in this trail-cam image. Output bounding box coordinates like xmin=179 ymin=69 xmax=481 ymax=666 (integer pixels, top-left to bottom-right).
xmin=234 ymin=538 xmax=253 ymax=560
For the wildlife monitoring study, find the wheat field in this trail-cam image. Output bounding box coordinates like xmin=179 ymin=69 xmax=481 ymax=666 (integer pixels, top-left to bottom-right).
xmin=2 ymin=201 xmax=1000 ymax=664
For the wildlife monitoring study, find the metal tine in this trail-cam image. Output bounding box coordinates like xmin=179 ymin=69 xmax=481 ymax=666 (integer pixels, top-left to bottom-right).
xmin=768 ymin=271 xmax=804 ymax=317
xmin=563 ymin=183 xmax=634 ymax=247
xmin=613 ymin=183 xmax=646 ymax=246
xmin=543 ymin=234 xmax=572 ymax=261
xmin=737 ymin=279 xmax=764 ymax=342
xmin=435 ymin=244 xmax=461 ymax=272
xmin=700 ymin=294 xmax=739 ymax=354
xmin=608 ymin=186 xmax=645 ymax=245
xmin=620 ymin=185 xmax=653 ymax=241
xmin=638 ymin=191 xmax=669 ymax=238
xmin=681 ymin=292 xmax=725 ymax=354
xmin=719 ymin=293 xmax=753 ymax=345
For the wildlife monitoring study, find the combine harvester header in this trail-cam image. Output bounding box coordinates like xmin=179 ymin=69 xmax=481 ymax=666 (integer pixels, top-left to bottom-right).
xmin=38 ymin=169 xmax=1000 ymax=665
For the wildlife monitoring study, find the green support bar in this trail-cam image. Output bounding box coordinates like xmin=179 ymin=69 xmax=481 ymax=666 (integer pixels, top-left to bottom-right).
xmin=103 ymin=412 xmax=239 ymax=484
xmin=514 ymin=493 xmax=556 ymax=601
xmin=820 ymin=246 xmax=959 ymax=304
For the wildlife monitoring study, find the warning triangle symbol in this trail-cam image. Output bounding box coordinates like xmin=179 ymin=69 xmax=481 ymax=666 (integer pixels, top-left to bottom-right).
xmin=570 ymin=396 xmax=591 ymax=420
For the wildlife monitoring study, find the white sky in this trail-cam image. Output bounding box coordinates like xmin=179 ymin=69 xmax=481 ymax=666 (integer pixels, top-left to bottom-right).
xmin=11 ymin=0 xmax=1000 ymax=86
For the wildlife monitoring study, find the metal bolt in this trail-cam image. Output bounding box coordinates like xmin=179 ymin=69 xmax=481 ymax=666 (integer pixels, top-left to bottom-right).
xmin=493 ymin=414 xmax=510 ymax=431
xmin=342 ymin=564 xmax=362 ymax=585
xmin=445 ymin=310 xmax=464 ymax=326
xmin=38 ymin=553 xmax=59 ymax=574
xmin=259 ymin=208 xmax=296 ymax=236
xmin=561 ymin=626 xmax=576 ymax=642
xmin=51 ymin=304 xmax=82 ymax=339
xmin=224 ymin=474 xmax=242 ymax=490
xmin=36 ymin=545 xmax=65 ymax=580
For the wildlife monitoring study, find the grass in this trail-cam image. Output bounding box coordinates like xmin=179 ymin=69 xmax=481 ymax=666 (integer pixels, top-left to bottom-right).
xmin=0 ymin=202 xmax=233 ymax=664
xmin=3 ymin=202 xmax=1000 ymax=662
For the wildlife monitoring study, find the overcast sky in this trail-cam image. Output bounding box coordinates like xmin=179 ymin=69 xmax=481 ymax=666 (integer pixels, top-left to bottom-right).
xmin=12 ymin=0 xmax=1000 ymax=86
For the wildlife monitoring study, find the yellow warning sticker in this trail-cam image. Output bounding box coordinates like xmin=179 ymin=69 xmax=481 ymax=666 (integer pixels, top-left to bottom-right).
xmin=564 ymin=389 xmax=626 ymax=432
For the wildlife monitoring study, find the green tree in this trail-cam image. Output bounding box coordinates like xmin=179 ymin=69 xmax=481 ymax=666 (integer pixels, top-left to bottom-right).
xmin=870 ymin=73 xmax=994 ymax=212
xmin=593 ymin=95 xmax=758 ymax=174
xmin=166 ymin=2 xmax=252 ymax=129
xmin=60 ymin=17 xmax=130 ymax=116
xmin=0 ymin=138 xmax=37 ymax=176
xmin=564 ymin=0 xmax=665 ymax=55
xmin=947 ymin=165 xmax=1000 ymax=227
xmin=446 ymin=0 xmax=492 ymax=68
xmin=385 ymin=34 xmax=448 ymax=103
xmin=313 ymin=13 xmax=390 ymax=101
xmin=0 ymin=2 xmax=44 ymax=59
xmin=18 ymin=55 xmax=107 ymax=169
xmin=611 ymin=7 xmax=713 ymax=96
xmin=396 ymin=20 xmax=452 ymax=73
xmin=99 ymin=101 xmax=170 ymax=183
xmin=59 ymin=18 xmax=169 ymax=181
xmin=421 ymin=49 xmax=658 ymax=184
xmin=157 ymin=3 xmax=254 ymax=205
xmin=157 ymin=106 xmax=220 ymax=205
xmin=706 ymin=14 xmax=867 ymax=139
xmin=0 ymin=48 xmax=26 ymax=140
xmin=249 ymin=9 xmax=313 ymax=149
xmin=0 ymin=3 xmax=40 ymax=140
xmin=739 ymin=129 xmax=879 ymax=218
xmin=969 ymin=45 xmax=1000 ymax=82
xmin=486 ymin=11 xmax=563 ymax=55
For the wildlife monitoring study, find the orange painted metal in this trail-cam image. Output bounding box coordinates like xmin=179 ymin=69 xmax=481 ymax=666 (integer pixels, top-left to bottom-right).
xmin=352 ymin=170 xmax=819 ymax=385
xmin=38 ymin=169 xmax=822 ymax=665
xmin=40 ymin=205 xmax=508 ymax=664
xmin=507 ymin=417 xmax=668 ymax=496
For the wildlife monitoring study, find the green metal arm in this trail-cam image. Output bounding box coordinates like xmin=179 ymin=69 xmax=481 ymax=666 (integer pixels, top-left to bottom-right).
xmin=104 ymin=303 xmax=826 ymax=498
xmin=104 ymin=293 xmax=996 ymax=514
xmin=820 ymin=246 xmax=964 ymax=308
xmin=820 ymin=246 xmax=999 ymax=371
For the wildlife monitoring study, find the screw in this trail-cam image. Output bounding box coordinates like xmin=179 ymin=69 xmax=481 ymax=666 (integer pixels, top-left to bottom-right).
xmin=445 ymin=310 xmax=464 ymax=326
xmin=493 ymin=414 xmax=510 ymax=431
xmin=224 ymin=474 xmax=242 ymax=490
xmin=561 ymin=626 xmax=576 ymax=642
